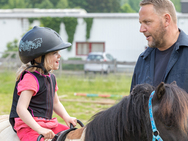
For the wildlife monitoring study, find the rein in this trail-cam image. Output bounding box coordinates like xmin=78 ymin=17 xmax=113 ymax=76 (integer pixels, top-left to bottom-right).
xmin=148 ymin=91 xmax=163 ymax=141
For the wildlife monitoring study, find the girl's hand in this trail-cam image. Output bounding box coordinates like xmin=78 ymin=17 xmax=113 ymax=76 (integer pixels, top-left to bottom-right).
xmin=65 ymin=117 xmax=77 ymax=127
xmin=38 ymin=127 xmax=55 ymax=140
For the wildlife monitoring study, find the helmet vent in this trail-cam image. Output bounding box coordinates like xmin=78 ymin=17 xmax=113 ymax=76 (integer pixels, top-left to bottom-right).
xmin=54 ymin=31 xmax=60 ymax=37
xmin=54 ymin=31 xmax=62 ymax=40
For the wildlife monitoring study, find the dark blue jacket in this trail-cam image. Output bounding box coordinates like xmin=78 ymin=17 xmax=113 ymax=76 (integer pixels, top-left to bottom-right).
xmin=131 ymin=29 xmax=188 ymax=92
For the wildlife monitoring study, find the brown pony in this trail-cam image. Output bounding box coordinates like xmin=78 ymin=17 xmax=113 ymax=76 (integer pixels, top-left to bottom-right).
xmin=64 ymin=82 xmax=188 ymax=141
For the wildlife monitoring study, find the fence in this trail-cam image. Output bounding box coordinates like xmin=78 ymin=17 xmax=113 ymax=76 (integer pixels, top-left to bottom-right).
xmin=0 ymin=52 xmax=136 ymax=73
xmin=0 ymin=52 xmax=21 ymax=70
xmin=60 ymin=59 xmax=136 ymax=73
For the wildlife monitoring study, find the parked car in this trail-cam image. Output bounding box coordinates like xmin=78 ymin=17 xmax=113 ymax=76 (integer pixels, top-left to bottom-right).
xmin=84 ymin=52 xmax=116 ymax=74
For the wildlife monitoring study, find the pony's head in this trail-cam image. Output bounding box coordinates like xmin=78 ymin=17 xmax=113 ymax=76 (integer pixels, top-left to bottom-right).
xmin=152 ymin=81 xmax=188 ymax=140
xmin=85 ymin=82 xmax=188 ymax=141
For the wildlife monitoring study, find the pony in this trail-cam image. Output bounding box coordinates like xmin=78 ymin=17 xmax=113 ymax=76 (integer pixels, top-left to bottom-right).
xmin=64 ymin=82 xmax=188 ymax=141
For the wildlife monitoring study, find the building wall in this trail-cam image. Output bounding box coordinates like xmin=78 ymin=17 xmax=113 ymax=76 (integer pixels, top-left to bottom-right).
xmin=60 ymin=15 xmax=147 ymax=61
xmin=178 ymin=13 xmax=188 ymax=34
xmin=1 ymin=12 xmax=188 ymax=62
xmin=0 ymin=18 xmax=27 ymax=53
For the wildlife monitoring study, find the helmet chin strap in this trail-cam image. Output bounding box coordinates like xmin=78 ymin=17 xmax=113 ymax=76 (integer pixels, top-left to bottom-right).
xmin=28 ymin=55 xmax=49 ymax=75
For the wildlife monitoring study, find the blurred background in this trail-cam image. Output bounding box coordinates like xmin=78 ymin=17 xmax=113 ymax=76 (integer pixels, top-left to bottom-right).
xmin=0 ymin=0 xmax=187 ymax=73
xmin=0 ymin=0 xmax=188 ymax=125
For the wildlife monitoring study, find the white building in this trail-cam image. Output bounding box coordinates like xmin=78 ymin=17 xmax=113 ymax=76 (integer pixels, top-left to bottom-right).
xmin=0 ymin=9 xmax=188 ymax=62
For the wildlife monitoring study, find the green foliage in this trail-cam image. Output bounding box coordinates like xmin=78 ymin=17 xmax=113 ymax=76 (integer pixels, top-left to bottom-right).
xmin=50 ymin=0 xmax=61 ymax=7
xmin=28 ymin=18 xmax=39 ymax=24
xmin=128 ymin=0 xmax=140 ymax=12
xmin=0 ymin=0 xmax=7 ymax=5
xmin=6 ymin=39 xmax=18 ymax=51
xmin=85 ymin=0 xmax=120 ymax=13
xmin=68 ymin=0 xmax=87 ymax=9
xmin=119 ymin=0 xmax=128 ymax=6
xmin=24 ymin=0 xmax=41 ymax=8
xmin=40 ymin=17 xmax=62 ymax=33
xmin=5 ymin=0 xmax=25 ymax=8
xmin=3 ymin=39 xmax=18 ymax=58
xmin=120 ymin=3 xmax=136 ymax=13
xmin=62 ymin=17 xmax=78 ymax=51
xmin=56 ymin=0 xmax=68 ymax=9
xmin=171 ymin=0 xmax=181 ymax=12
xmin=35 ymin=0 xmax=54 ymax=9
xmin=84 ymin=18 xmax=93 ymax=40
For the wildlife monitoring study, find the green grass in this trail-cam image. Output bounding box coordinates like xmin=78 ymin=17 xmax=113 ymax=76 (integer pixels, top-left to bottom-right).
xmin=0 ymin=71 xmax=132 ymax=126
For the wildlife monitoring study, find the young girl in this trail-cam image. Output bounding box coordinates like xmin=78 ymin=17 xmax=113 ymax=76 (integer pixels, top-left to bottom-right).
xmin=9 ymin=26 xmax=77 ymax=141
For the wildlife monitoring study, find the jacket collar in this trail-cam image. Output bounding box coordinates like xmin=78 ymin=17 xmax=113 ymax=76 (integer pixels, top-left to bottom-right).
xmin=141 ymin=29 xmax=188 ymax=60
xmin=175 ymin=29 xmax=188 ymax=49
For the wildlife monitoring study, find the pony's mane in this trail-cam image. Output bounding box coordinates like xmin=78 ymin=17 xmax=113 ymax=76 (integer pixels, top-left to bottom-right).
xmin=84 ymin=83 xmax=188 ymax=141
xmin=157 ymin=83 xmax=188 ymax=134
xmin=85 ymin=83 xmax=154 ymax=141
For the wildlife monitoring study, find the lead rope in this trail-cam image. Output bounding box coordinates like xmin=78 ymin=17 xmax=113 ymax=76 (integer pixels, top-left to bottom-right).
xmin=148 ymin=91 xmax=163 ymax=141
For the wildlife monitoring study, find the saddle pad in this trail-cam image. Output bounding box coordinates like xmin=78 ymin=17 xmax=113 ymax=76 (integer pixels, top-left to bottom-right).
xmin=0 ymin=115 xmax=20 ymax=141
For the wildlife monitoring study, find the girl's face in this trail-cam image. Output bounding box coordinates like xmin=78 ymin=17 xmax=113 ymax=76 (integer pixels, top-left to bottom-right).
xmin=45 ymin=50 xmax=61 ymax=71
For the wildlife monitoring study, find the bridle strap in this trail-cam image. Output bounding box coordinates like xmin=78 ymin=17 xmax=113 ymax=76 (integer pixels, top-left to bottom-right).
xmin=148 ymin=91 xmax=163 ymax=141
xmin=28 ymin=55 xmax=49 ymax=75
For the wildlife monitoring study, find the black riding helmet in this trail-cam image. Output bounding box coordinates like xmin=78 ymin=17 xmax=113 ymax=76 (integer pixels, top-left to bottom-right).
xmin=19 ymin=26 xmax=71 ymax=64
xmin=19 ymin=26 xmax=71 ymax=74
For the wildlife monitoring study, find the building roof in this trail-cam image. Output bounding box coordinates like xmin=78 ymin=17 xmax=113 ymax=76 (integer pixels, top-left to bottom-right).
xmin=0 ymin=8 xmax=139 ymax=19
xmin=181 ymin=0 xmax=188 ymax=2
xmin=1 ymin=8 xmax=188 ymax=19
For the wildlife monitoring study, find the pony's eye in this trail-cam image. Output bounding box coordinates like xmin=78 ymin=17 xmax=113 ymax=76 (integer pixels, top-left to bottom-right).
xmin=164 ymin=119 xmax=173 ymax=128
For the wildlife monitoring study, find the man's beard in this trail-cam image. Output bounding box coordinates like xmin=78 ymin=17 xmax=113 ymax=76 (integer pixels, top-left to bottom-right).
xmin=148 ymin=22 xmax=167 ymax=48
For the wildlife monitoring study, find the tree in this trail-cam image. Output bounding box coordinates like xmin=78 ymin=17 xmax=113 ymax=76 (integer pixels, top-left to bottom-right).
xmin=0 ymin=0 xmax=8 ymax=8
xmin=120 ymin=3 xmax=136 ymax=13
xmin=40 ymin=17 xmax=62 ymax=33
xmin=119 ymin=0 xmax=128 ymax=6
xmin=24 ymin=0 xmax=41 ymax=8
xmin=50 ymin=0 xmax=60 ymax=7
xmin=35 ymin=0 xmax=54 ymax=9
xmin=56 ymin=0 xmax=68 ymax=9
xmin=128 ymin=0 xmax=140 ymax=12
xmin=4 ymin=0 xmax=25 ymax=8
xmin=68 ymin=0 xmax=87 ymax=9
xmin=85 ymin=0 xmax=120 ymax=13
xmin=171 ymin=0 xmax=181 ymax=12
xmin=3 ymin=39 xmax=18 ymax=58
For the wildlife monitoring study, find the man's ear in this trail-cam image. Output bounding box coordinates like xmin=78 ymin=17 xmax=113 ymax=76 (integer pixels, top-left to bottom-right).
xmin=156 ymin=82 xmax=166 ymax=99
xmin=163 ymin=13 xmax=171 ymax=27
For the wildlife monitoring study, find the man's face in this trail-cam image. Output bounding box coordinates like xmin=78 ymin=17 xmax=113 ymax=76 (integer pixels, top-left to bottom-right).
xmin=139 ymin=4 xmax=167 ymax=48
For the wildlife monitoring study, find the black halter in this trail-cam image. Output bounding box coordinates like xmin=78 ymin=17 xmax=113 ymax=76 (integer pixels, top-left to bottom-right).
xmin=148 ymin=91 xmax=163 ymax=141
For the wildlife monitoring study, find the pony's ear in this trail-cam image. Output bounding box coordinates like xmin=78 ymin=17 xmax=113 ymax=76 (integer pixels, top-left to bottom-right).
xmin=170 ymin=81 xmax=177 ymax=85
xmin=156 ymin=82 xmax=166 ymax=99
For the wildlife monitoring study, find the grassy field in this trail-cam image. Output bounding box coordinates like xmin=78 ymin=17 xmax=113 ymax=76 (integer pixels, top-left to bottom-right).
xmin=0 ymin=70 xmax=132 ymax=127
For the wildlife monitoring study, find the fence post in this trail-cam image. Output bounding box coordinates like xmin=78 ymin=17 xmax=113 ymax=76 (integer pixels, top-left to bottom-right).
xmin=113 ymin=59 xmax=117 ymax=73
xmin=59 ymin=59 xmax=62 ymax=74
